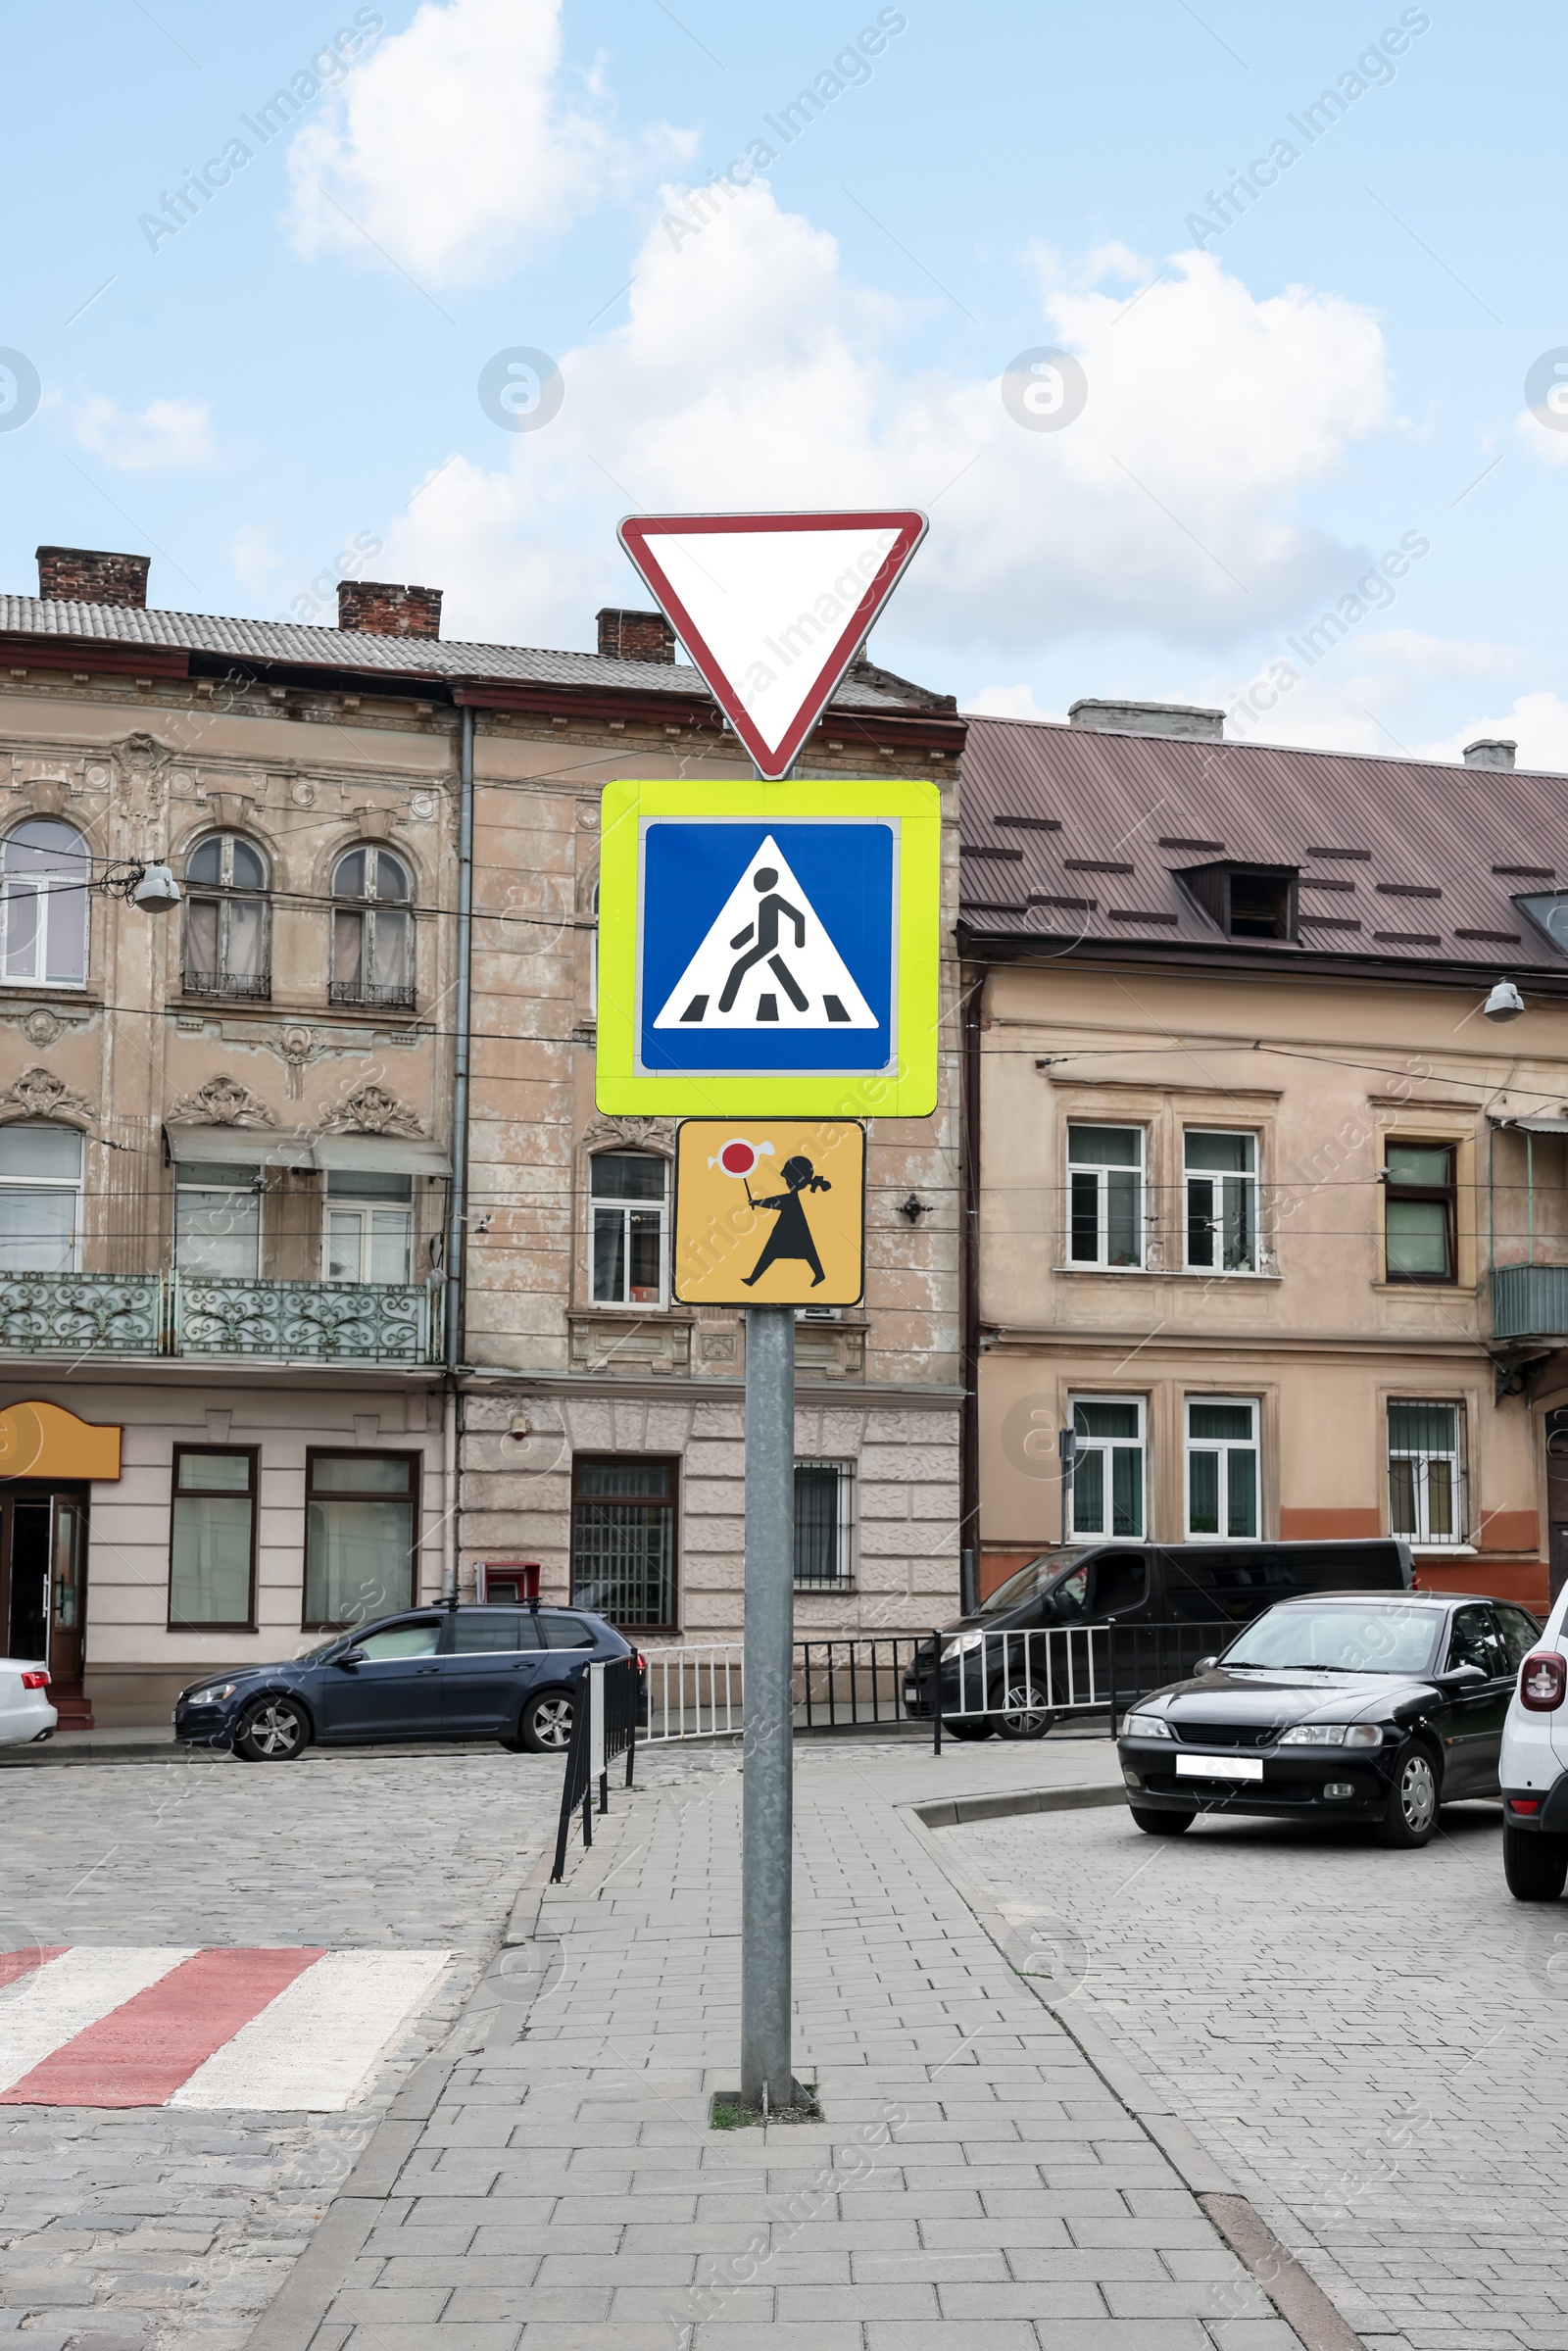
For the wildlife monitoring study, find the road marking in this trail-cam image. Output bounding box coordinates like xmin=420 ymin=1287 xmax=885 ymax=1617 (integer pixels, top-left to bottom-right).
xmin=0 ymin=1947 xmax=452 ymax=2108
xmin=171 ymin=1949 xmax=453 ymax=2110
xmin=0 ymin=1947 xmax=195 ymax=2094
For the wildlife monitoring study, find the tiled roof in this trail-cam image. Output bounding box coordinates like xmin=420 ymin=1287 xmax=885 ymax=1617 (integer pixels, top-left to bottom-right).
xmin=958 ymin=715 xmax=1568 ymax=975
xmin=0 ymin=595 xmax=946 ymax=714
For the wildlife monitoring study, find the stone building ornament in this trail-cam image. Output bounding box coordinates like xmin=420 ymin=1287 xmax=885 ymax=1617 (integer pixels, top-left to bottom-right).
xmin=581 ymin=1113 xmax=676 ymax=1153
xmin=169 ymin=1075 xmax=277 ymax=1127
xmin=0 ymin=1066 xmax=91 ymax=1124
xmin=319 ymin=1083 xmax=423 ymax=1137
xmin=21 ymin=1008 xmax=63 ymax=1049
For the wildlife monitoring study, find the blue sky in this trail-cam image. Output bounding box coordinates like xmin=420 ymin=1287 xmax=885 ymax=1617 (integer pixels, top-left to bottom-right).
xmin=6 ymin=0 xmax=1568 ymax=763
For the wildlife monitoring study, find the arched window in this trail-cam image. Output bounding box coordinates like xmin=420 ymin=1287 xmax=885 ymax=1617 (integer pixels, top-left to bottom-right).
xmin=331 ymin=847 xmax=413 ymax=1009
xmin=182 ymin=834 xmax=270 ymax=1000
xmin=590 ymin=1151 xmax=667 ymax=1306
xmin=1 ymin=819 xmax=90 ymax=987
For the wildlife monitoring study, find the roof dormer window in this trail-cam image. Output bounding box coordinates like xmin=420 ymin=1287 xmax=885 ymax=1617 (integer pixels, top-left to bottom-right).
xmin=1175 ymin=860 xmax=1298 ymax=943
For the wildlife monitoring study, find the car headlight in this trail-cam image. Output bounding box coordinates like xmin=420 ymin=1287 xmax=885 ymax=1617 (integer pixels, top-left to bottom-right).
xmin=1122 ymin=1711 xmax=1173 ymax=1739
xmin=185 ymin=1682 xmax=238 ymax=1706
xmin=941 ymin=1633 xmax=985 ymax=1662
xmin=1279 ymin=1723 xmax=1382 ymax=1747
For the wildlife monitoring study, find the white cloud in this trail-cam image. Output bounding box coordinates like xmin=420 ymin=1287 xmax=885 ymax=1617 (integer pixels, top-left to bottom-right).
xmin=963 ymin=684 xmax=1062 ymax=721
xmin=1518 ymin=402 xmax=1568 ymax=467
xmin=1206 ymin=626 xmax=1519 ymax=759
xmin=1410 ymin=691 xmax=1568 ymax=774
xmin=286 ymin=0 xmax=664 ymax=285
xmin=74 ymin=395 xmax=215 ymax=471
xmin=369 ymin=184 xmax=1396 ymax=659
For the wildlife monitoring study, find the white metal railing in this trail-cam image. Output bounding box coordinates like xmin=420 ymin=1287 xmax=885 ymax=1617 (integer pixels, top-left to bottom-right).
xmin=641 ymin=1643 xmax=745 ymax=1741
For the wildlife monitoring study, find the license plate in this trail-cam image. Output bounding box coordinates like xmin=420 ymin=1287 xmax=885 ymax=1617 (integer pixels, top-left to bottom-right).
xmin=903 ymin=1684 xmax=918 ymax=1701
xmin=1176 ymin=1751 xmax=1262 ymax=1781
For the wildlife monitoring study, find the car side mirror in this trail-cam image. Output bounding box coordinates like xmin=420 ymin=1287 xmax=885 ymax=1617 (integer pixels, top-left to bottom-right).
xmin=1197 ymin=1655 xmax=1218 ymax=1672
xmin=1436 ymin=1662 xmax=1486 ymax=1689
xmin=336 ymin=1647 xmax=368 ymax=1668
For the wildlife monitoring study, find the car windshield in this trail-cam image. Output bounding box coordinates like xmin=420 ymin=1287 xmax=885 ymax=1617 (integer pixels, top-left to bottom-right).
xmin=976 ymin=1548 xmax=1077 ymax=1616
xmin=294 ymin=1635 xmax=351 ymax=1662
xmin=1224 ymin=1601 xmax=1441 ymax=1676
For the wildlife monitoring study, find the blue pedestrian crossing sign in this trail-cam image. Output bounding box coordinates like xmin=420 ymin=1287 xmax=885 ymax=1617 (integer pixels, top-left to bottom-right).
xmin=596 ymin=777 xmax=941 ymax=1117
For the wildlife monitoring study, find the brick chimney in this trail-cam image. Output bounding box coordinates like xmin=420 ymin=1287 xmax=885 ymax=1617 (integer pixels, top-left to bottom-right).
xmin=36 ymin=546 xmax=150 ymax=609
xmin=597 ymin=607 xmax=676 ymax=663
xmin=1069 ymin=698 xmax=1224 ymax=742
xmin=1463 ymin=738 xmax=1516 ymax=770
xmin=337 ymin=580 xmax=443 ymax=638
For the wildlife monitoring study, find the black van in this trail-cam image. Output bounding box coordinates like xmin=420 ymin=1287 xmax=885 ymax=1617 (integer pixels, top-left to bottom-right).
xmin=903 ymin=1538 xmax=1413 ymax=1738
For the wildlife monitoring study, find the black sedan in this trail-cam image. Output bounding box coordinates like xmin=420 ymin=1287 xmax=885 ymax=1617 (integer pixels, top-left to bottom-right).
xmin=1117 ymin=1591 xmax=1540 ymax=1848
xmin=173 ymin=1602 xmax=641 ymax=1761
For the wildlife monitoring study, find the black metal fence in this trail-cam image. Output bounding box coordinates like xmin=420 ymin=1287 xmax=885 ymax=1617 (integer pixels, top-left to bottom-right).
xmin=551 ymin=1656 xmax=640 ymax=1882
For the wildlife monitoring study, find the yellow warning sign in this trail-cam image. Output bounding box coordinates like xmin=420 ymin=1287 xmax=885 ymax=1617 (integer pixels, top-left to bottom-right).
xmin=672 ymin=1121 xmax=865 ymax=1307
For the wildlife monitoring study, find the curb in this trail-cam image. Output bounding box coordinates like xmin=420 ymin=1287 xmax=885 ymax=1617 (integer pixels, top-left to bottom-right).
xmin=906 ymin=1789 xmax=1370 ymax=2351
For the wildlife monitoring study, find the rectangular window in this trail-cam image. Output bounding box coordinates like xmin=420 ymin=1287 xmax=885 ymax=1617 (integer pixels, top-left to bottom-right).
xmin=591 ymin=1152 xmax=668 ymax=1306
xmin=304 ymin=1451 xmax=418 ymax=1629
xmin=175 ymin=1160 xmax=262 ymax=1280
xmin=169 ymin=1446 xmax=257 ymax=1629
xmin=1388 ymin=1402 xmax=1462 ymax=1545
xmin=1185 ymin=1397 xmax=1260 ymax=1540
xmin=1067 ymin=1125 xmax=1144 ymax=1268
xmin=1070 ymin=1396 xmax=1145 ymax=1540
xmin=1385 ymin=1142 xmax=1455 ymax=1284
xmin=0 ymin=1124 xmax=82 ymax=1274
xmin=1185 ymin=1131 xmax=1258 ymax=1273
xmin=794 ymin=1461 xmax=853 ymax=1588
xmin=324 ymin=1171 xmax=414 ymax=1285
xmin=571 ymin=1455 xmax=676 ymax=1628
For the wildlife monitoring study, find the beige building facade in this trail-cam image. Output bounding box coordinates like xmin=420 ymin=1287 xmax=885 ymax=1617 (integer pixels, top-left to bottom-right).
xmin=961 ymin=701 xmax=1568 ymax=1618
xmin=0 ymin=551 xmax=966 ymax=1726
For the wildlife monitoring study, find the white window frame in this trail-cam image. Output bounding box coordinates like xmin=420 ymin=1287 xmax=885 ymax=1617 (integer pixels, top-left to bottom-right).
xmin=1184 ymin=1129 xmax=1260 ymax=1275
xmin=1068 ymin=1394 xmax=1147 ymax=1543
xmin=1388 ymin=1400 xmax=1464 ymax=1547
xmin=1184 ymin=1396 xmax=1261 ymax=1542
xmin=1066 ymin=1124 xmax=1145 ymax=1270
xmin=0 ymin=1124 xmax=83 ymax=1273
xmin=0 ymin=818 xmax=90 ymax=991
xmin=794 ymin=1458 xmax=854 ymax=1589
xmin=323 ymin=1194 xmax=415 ymax=1287
xmin=590 ymin=1153 xmax=669 ymax=1309
xmin=173 ymin=1161 xmax=263 ymax=1280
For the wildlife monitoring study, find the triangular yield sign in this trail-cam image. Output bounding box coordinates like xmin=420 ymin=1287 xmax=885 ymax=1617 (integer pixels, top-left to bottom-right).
xmin=617 ymin=509 xmax=927 ymax=779
xmin=652 ymin=833 xmax=877 ymax=1031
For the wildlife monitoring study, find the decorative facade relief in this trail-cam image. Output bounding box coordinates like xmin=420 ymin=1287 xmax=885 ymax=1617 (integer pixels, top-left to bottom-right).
xmin=319 ymin=1083 xmax=423 ymax=1137
xmin=20 ymin=1008 xmax=63 ymax=1049
xmin=580 ymin=1114 xmax=676 ymax=1152
xmin=168 ymin=1074 xmax=277 ymax=1127
xmin=0 ymin=1066 xmax=91 ymax=1123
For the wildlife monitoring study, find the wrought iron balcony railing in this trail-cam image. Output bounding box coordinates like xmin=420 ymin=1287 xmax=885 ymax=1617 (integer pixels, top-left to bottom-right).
xmin=1493 ymin=1263 xmax=1568 ymax=1342
xmin=180 ymin=970 xmax=272 ymax=1001
xmin=0 ymin=1272 xmax=437 ymax=1363
xmin=328 ymin=981 xmax=416 ymax=1011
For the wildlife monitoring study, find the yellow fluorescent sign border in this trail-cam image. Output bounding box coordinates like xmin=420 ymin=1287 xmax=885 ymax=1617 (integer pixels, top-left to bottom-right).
xmin=594 ymin=776 xmax=942 ymax=1118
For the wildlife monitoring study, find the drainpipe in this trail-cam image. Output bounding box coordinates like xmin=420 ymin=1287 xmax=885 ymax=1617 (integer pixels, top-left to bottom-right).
xmin=442 ymin=704 xmax=475 ymax=1599
xmin=958 ymin=963 xmax=983 ymax=1616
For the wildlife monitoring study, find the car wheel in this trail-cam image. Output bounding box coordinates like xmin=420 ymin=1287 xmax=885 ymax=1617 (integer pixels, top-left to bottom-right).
xmin=996 ymin=1681 xmax=1058 ymax=1740
xmin=943 ymin=1717 xmax=995 ymax=1741
xmin=232 ymin=1695 xmax=310 ymax=1763
xmin=1375 ymin=1744 xmax=1439 ymax=1847
xmin=1504 ymin=1823 xmax=1568 ymax=1900
xmin=1129 ymin=1805 xmax=1192 ymax=1836
xmin=520 ymin=1689 xmax=575 ymax=1753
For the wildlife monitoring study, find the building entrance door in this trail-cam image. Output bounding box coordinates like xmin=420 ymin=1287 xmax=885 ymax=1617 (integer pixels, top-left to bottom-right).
xmin=0 ymin=1488 xmax=87 ymax=1681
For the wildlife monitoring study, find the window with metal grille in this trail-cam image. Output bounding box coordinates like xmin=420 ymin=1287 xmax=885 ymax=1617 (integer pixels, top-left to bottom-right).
xmin=794 ymin=1460 xmax=852 ymax=1587
xmin=570 ymin=1455 xmax=676 ymax=1628
xmin=182 ymin=834 xmax=270 ymax=999
xmin=331 ymin=846 xmax=414 ymax=1008
xmin=1388 ymin=1401 xmax=1463 ymax=1545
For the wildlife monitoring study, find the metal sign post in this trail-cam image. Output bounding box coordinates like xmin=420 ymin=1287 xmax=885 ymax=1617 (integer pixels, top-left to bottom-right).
xmin=1058 ymin=1427 xmax=1078 ymax=1547
xmin=740 ymin=1300 xmax=796 ymax=2110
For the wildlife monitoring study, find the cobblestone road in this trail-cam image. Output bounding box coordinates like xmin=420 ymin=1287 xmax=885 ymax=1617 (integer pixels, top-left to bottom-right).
xmin=960 ymin=1791 xmax=1561 ymax=2351
xmin=0 ymin=1744 xmax=720 ymax=2351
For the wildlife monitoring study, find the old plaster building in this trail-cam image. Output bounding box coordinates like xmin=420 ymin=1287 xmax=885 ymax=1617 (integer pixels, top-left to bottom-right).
xmin=961 ymin=699 xmax=1568 ymax=1617
xmin=0 ymin=549 xmax=964 ymax=1724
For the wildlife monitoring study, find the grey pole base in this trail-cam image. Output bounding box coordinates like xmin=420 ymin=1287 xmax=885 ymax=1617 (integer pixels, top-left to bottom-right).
xmin=740 ymin=1303 xmax=795 ymax=2110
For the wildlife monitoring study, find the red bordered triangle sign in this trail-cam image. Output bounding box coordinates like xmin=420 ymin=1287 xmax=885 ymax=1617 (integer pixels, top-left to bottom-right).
xmin=617 ymin=509 xmax=927 ymax=779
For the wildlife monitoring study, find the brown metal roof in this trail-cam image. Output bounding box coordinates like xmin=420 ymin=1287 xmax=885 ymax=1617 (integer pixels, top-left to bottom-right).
xmin=958 ymin=714 xmax=1565 ymax=977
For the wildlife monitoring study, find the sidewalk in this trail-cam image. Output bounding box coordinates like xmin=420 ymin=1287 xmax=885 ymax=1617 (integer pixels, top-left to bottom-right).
xmin=244 ymin=1732 xmax=1365 ymax=2351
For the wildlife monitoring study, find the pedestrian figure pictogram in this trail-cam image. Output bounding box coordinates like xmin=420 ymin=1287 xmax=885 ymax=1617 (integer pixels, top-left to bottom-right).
xmin=653 ymin=833 xmax=876 ymax=1034
xmin=743 ymin=1155 xmax=831 ymax=1288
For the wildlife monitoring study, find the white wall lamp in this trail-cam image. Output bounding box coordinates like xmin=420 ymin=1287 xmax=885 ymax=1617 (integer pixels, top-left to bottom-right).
xmin=1484 ymin=978 xmax=1526 ymax=1022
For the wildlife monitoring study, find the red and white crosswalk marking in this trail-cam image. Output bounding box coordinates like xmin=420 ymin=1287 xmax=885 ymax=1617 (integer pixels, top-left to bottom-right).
xmin=0 ymin=1947 xmax=451 ymax=2109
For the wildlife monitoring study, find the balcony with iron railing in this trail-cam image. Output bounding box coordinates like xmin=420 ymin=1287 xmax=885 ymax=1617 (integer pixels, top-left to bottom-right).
xmin=179 ymin=970 xmax=271 ymax=1002
xmin=0 ymin=1271 xmax=439 ymax=1363
xmin=328 ymin=981 xmax=416 ymax=1012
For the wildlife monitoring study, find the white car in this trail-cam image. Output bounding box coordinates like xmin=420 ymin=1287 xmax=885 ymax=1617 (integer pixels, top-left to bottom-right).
xmin=1497 ymin=1593 xmax=1568 ymax=1896
xmin=0 ymin=1659 xmax=56 ymax=1746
